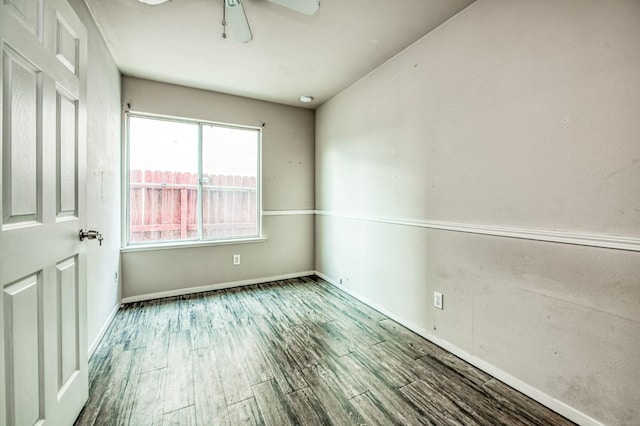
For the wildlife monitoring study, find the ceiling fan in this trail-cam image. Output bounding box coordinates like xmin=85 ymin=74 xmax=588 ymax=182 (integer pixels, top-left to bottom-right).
xmin=223 ymin=0 xmax=320 ymax=43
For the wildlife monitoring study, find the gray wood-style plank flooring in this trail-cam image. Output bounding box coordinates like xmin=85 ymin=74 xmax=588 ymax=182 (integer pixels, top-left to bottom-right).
xmin=74 ymin=276 xmax=574 ymax=425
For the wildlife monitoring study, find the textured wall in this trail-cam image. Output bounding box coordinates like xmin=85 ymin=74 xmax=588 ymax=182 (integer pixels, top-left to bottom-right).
xmin=121 ymin=77 xmax=315 ymax=299
xmin=315 ymin=1 xmax=640 ymax=424
xmin=69 ymin=0 xmax=122 ymax=356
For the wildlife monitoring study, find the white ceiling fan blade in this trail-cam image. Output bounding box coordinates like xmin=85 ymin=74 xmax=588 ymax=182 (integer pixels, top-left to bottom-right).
xmin=266 ymin=0 xmax=319 ymax=16
xmin=225 ymin=0 xmax=253 ymax=43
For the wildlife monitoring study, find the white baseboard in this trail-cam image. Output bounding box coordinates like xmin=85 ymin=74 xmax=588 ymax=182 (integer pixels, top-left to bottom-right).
xmin=88 ymin=303 xmax=120 ymax=359
xmin=120 ymin=271 xmax=316 ymax=304
xmin=314 ymin=270 xmax=604 ymax=426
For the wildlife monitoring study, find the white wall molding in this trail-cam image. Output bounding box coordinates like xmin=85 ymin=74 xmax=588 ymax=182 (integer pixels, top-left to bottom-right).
xmin=88 ymin=303 xmax=120 ymax=359
xmin=121 ymin=270 xmax=316 ymax=304
xmin=263 ymin=209 xmax=316 ymax=216
xmin=315 ymin=271 xmax=604 ymax=426
xmin=315 ymin=210 xmax=640 ymax=252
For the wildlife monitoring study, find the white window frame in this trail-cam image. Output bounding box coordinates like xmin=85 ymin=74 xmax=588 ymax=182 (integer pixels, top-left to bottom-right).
xmin=121 ymin=111 xmax=264 ymax=251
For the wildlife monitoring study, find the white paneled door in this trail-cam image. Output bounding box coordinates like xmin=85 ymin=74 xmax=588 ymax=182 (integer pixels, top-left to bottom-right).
xmin=0 ymin=0 xmax=88 ymax=425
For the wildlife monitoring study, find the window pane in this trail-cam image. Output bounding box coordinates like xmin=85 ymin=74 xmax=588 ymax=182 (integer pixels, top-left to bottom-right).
xmin=202 ymin=125 xmax=259 ymax=239
xmin=129 ymin=116 xmax=199 ymax=244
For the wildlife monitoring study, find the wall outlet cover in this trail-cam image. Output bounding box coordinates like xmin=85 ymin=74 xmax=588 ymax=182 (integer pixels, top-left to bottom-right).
xmin=434 ymin=291 xmax=443 ymax=309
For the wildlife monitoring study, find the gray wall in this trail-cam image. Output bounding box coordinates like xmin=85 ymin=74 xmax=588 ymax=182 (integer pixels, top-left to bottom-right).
xmin=120 ymin=77 xmax=315 ymax=299
xmin=69 ymin=0 xmax=122 ymax=356
xmin=315 ymin=1 xmax=640 ymax=425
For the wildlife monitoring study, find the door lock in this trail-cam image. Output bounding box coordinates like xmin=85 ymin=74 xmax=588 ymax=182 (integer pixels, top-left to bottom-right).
xmin=79 ymin=229 xmax=104 ymax=246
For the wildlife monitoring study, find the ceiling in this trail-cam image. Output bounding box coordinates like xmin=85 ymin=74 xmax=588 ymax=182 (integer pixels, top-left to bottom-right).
xmin=85 ymin=0 xmax=475 ymax=108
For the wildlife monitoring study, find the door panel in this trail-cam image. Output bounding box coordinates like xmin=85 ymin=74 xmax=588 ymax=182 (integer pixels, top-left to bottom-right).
xmin=4 ymin=0 xmax=43 ymax=38
xmin=0 ymin=0 xmax=88 ymax=424
xmin=56 ymin=256 xmax=79 ymax=391
xmin=56 ymin=86 xmax=77 ymax=217
xmin=55 ymin=15 xmax=78 ymax=75
xmin=3 ymin=274 xmax=44 ymax=425
xmin=2 ymin=46 xmax=42 ymax=225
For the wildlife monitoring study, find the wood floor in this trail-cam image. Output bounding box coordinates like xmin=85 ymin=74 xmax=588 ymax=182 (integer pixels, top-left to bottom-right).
xmin=74 ymin=276 xmax=574 ymax=425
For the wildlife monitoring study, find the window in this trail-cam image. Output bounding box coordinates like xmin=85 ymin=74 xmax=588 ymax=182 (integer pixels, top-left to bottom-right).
xmin=126 ymin=113 xmax=261 ymax=246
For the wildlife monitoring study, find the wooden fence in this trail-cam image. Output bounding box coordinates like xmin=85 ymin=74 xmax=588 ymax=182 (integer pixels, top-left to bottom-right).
xmin=129 ymin=170 xmax=257 ymax=243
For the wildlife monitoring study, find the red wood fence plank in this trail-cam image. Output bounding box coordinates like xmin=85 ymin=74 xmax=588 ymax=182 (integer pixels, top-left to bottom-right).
xmin=129 ymin=170 xmax=257 ymax=242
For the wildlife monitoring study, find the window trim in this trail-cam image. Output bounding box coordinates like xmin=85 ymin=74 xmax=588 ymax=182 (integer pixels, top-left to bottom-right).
xmin=122 ymin=111 xmax=263 ymax=249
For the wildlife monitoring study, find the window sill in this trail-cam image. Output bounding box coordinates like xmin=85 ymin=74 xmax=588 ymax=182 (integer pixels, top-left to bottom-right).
xmin=120 ymin=236 xmax=267 ymax=253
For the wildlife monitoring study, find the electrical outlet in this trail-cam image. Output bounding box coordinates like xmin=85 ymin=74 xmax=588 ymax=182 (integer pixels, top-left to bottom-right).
xmin=339 ymin=278 xmax=343 ymax=284
xmin=434 ymin=291 xmax=443 ymax=310
xmin=114 ymin=271 xmax=118 ymax=282
xmin=233 ymin=254 xmax=241 ymax=265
